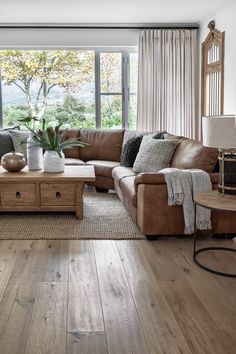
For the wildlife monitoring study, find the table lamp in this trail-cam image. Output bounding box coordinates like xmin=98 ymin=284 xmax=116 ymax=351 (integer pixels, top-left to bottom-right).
xmin=202 ymin=115 xmax=236 ymax=197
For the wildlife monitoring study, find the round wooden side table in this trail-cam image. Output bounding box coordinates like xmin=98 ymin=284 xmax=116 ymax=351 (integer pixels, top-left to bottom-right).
xmin=193 ymin=190 xmax=236 ymax=278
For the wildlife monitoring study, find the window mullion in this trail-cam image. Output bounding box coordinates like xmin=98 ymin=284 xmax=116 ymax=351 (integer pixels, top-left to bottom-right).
xmin=95 ymin=50 xmax=101 ymax=129
xmin=122 ymin=51 xmax=130 ymax=129
xmin=0 ymin=67 xmax=3 ymax=128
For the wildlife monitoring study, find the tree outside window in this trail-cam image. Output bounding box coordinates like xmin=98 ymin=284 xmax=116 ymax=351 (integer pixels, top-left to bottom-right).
xmin=0 ymin=49 xmax=138 ymax=129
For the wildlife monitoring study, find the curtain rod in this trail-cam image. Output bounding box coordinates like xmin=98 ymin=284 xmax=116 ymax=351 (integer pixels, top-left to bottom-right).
xmin=0 ymin=25 xmax=199 ymax=30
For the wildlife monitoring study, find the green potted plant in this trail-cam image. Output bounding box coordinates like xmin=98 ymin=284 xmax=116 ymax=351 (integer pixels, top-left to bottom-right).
xmin=20 ymin=117 xmax=44 ymax=170
xmin=19 ymin=117 xmax=88 ymax=173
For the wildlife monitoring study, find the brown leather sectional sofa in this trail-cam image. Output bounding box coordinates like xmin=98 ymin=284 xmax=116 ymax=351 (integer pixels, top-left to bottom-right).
xmin=65 ymin=128 xmax=236 ymax=237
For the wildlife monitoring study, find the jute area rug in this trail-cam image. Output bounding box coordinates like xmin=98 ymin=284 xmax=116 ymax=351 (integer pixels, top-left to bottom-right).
xmin=0 ymin=191 xmax=145 ymax=240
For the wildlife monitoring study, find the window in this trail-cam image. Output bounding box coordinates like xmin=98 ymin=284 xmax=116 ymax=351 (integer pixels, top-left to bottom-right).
xmin=129 ymin=52 xmax=138 ymax=129
xmin=100 ymin=52 xmax=122 ymax=128
xmin=0 ymin=49 xmax=138 ymax=129
xmin=201 ymin=21 xmax=225 ymax=116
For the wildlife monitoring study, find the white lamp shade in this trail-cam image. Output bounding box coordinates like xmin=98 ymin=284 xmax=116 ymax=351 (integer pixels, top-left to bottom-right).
xmin=202 ymin=115 xmax=236 ymax=148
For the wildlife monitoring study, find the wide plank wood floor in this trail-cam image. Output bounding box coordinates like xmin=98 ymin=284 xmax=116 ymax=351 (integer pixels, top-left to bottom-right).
xmin=0 ymin=237 xmax=235 ymax=354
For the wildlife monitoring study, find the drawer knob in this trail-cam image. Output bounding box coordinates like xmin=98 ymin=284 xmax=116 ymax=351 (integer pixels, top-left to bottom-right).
xmin=16 ymin=192 xmax=21 ymax=198
xmin=56 ymin=192 xmax=61 ymax=198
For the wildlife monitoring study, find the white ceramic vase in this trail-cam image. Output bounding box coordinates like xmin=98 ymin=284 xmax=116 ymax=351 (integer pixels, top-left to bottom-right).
xmin=43 ymin=150 xmax=65 ymax=173
xmin=27 ymin=132 xmax=43 ymax=170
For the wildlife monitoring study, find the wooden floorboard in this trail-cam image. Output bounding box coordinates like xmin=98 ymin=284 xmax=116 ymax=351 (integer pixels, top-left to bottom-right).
xmin=0 ymin=241 xmax=18 ymax=304
xmin=67 ymin=332 xmax=108 ymax=354
xmin=0 ymin=238 xmax=235 ymax=354
xmin=0 ymin=246 xmax=43 ymax=354
xmin=161 ymin=239 xmax=236 ymax=330
xmin=116 ymin=240 xmax=192 ymax=354
xmin=67 ymin=240 xmax=104 ymax=332
xmin=25 ymin=282 xmax=67 ymax=354
xmin=93 ymin=240 xmax=150 ymax=354
xmin=159 ymin=279 xmax=234 ymax=354
xmin=39 ymin=240 xmax=69 ymax=282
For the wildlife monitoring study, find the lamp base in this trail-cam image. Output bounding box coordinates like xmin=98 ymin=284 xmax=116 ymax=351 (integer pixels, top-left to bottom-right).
xmin=218 ymin=149 xmax=236 ymax=197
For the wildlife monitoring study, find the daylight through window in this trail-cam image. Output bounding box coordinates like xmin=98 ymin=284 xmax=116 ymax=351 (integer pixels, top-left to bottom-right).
xmin=0 ymin=49 xmax=138 ymax=129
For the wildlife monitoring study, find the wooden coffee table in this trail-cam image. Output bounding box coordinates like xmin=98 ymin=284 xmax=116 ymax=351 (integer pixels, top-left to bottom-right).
xmin=0 ymin=165 xmax=95 ymax=219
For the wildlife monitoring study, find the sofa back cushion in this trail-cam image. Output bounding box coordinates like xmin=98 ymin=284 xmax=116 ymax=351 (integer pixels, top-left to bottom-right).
xmin=62 ymin=129 xmax=80 ymax=159
xmin=79 ymin=129 xmax=125 ymax=162
xmin=122 ymin=130 xmax=152 ymax=147
xmin=0 ymin=130 xmax=14 ymax=159
xmin=164 ymin=133 xmax=218 ymax=173
xmin=0 ymin=126 xmax=20 ymax=159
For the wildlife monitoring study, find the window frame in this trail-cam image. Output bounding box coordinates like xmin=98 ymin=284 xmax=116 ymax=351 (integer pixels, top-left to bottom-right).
xmin=0 ymin=46 xmax=138 ymax=129
xmin=95 ymin=48 xmax=131 ymax=129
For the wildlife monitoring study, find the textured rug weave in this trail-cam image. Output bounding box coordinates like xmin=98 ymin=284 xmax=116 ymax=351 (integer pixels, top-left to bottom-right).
xmin=0 ymin=191 xmax=145 ymax=240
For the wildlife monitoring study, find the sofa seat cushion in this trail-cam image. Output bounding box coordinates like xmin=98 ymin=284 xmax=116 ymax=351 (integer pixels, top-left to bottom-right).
xmin=87 ymin=175 xmax=115 ymax=190
xmin=86 ymin=160 xmax=120 ymax=178
xmin=112 ymin=166 xmax=136 ymax=182
xmin=119 ymin=176 xmax=137 ymax=207
xmin=79 ymin=129 xmax=124 ymax=161
xmin=65 ymin=158 xmax=85 ymax=165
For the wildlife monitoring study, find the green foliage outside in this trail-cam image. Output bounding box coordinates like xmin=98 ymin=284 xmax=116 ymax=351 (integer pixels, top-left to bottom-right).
xmin=3 ymin=95 xmax=96 ymax=129
xmin=0 ymin=50 xmax=137 ymax=130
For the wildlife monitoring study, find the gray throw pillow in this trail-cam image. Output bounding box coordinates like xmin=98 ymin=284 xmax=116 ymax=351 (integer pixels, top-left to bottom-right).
xmin=133 ymin=136 xmax=179 ymax=173
xmin=0 ymin=126 xmax=20 ymax=159
xmin=9 ymin=130 xmax=29 ymax=158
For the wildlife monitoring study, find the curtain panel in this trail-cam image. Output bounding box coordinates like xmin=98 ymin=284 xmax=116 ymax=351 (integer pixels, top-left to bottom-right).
xmin=137 ymin=29 xmax=198 ymax=139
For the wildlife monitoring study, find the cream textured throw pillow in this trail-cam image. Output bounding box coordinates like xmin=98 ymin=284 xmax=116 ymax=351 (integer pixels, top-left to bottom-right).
xmin=133 ymin=136 xmax=179 ymax=173
xmin=9 ymin=130 xmax=29 ymax=158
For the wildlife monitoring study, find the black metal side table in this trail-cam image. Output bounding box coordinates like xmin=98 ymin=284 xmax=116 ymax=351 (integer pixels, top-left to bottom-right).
xmin=193 ymin=190 xmax=236 ymax=278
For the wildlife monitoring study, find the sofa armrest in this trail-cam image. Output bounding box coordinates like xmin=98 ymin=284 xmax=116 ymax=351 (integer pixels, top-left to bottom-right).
xmin=135 ymin=172 xmax=219 ymax=192
xmin=209 ymin=173 xmax=218 ymax=185
xmin=134 ymin=172 xmax=166 ymax=192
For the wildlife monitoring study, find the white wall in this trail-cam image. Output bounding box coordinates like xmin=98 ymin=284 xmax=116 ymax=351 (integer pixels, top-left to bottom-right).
xmin=0 ymin=28 xmax=139 ymax=48
xmin=199 ymin=2 xmax=236 ymax=116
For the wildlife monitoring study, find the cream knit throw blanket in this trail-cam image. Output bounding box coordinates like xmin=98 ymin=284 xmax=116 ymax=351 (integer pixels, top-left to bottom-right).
xmin=161 ymin=168 xmax=212 ymax=234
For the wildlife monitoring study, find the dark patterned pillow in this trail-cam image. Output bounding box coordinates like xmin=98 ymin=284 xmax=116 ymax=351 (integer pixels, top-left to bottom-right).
xmin=120 ymin=136 xmax=143 ymax=167
xmin=152 ymin=130 xmax=166 ymax=139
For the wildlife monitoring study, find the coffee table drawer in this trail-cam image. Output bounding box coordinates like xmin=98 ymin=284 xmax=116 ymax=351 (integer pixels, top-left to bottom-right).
xmin=40 ymin=183 xmax=76 ymax=206
xmin=1 ymin=183 xmax=36 ymax=206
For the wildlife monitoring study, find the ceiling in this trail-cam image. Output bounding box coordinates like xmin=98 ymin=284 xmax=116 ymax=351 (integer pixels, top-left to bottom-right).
xmin=0 ymin=0 xmax=234 ymax=24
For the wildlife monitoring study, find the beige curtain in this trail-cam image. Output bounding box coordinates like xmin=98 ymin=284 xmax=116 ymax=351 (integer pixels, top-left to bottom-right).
xmin=137 ymin=29 xmax=198 ymax=139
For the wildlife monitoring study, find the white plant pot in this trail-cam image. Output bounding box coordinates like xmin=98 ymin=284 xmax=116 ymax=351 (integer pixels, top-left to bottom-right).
xmin=43 ymin=150 xmax=65 ymax=173
xmin=27 ymin=132 xmax=43 ymax=170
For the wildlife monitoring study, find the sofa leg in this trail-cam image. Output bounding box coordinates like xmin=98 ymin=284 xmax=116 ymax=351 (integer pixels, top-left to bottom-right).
xmin=212 ymin=233 xmax=236 ymax=239
xmin=95 ymin=187 xmax=109 ymax=193
xmin=146 ymin=235 xmax=159 ymax=241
